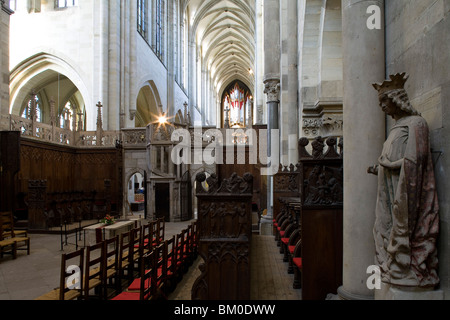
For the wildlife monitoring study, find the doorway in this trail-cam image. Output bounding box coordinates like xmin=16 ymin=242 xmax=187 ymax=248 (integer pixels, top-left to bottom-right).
xmin=155 ymin=183 xmax=170 ymax=222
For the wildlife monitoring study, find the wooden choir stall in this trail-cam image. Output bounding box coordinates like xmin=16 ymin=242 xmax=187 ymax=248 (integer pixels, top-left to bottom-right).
xmin=192 ymin=172 xmax=253 ymax=300
xmin=273 ymin=136 xmax=343 ymax=300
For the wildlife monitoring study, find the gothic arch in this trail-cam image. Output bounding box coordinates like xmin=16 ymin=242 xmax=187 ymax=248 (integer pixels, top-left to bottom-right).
xmin=9 ymin=52 xmax=92 ymax=129
xmin=135 ymin=80 xmax=163 ymax=128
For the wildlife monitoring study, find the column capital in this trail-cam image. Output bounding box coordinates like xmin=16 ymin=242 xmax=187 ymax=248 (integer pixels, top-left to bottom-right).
xmin=264 ymin=78 xmax=281 ymax=103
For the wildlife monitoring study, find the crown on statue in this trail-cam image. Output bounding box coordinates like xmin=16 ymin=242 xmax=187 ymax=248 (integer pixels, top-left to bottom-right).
xmin=372 ymin=72 xmax=409 ymax=95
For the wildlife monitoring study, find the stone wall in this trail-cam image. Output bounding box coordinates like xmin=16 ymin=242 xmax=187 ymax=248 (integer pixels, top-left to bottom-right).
xmin=385 ymin=0 xmax=450 ymax=298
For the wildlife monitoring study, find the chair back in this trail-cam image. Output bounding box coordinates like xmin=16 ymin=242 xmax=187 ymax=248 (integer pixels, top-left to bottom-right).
xmin=104 ymin=235 xmax=119 ymax=279
xmin=139 ymin=250 xmax=156 ymax=300
xmin=83 ymin=241 xmax=104 ymax=298
xmin=59 ymin=248 xmax=85 ymax=300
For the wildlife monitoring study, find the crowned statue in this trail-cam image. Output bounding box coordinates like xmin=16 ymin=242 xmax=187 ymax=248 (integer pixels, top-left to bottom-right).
xmin=368 ymin=73 xmax=440 ymax=288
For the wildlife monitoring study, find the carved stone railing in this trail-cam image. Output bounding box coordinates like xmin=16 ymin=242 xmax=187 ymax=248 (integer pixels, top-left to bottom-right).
xmin=122 ymin=128 xmax=147 ymax=148
xmin=2 ymin=113 xmax=121 ymax=148
xmin=192 ymin=172 xmax=253 ymax=300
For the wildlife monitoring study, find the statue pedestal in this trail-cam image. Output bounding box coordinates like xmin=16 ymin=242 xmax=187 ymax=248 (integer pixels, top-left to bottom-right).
xmin=375 ymin=283 xmax=444 ymax=300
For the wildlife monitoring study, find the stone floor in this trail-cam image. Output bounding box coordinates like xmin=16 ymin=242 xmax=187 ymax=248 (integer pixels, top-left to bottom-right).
xmin=168 ymin=235 xmax=302 ymax=300
xmin=0 ymin=217 xmax=302 ymax=301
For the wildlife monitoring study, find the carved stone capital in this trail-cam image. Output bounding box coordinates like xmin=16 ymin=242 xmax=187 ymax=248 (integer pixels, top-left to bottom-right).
xmin=264 ymin=79 xmax=280 ymax=103
xmin=129 ymin=109 xmax=136 ymax=121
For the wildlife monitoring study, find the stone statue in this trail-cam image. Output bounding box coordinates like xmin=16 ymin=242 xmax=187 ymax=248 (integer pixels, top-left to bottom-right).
xmin=368 ymin=73 xmax=440 ymax=288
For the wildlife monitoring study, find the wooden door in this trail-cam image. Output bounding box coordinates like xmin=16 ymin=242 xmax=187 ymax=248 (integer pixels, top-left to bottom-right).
xmin=155 ymin=183 xmax=170 ymax=222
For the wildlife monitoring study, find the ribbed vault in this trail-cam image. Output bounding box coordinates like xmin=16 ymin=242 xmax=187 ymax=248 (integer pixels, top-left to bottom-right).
xmin=186 ymin=0 xmax=256 ymax=106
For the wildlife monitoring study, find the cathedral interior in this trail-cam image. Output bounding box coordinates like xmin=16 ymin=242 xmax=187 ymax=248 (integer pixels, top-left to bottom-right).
xmin=0 ymin=0 xmax=449 ymax=304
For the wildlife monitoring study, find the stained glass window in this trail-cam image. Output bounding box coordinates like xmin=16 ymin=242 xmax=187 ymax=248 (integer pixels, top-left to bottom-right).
xmin=22 ymin=94 xmax=42 ymax=123
xmin=222 ymin=82 xmax=252 ymax=128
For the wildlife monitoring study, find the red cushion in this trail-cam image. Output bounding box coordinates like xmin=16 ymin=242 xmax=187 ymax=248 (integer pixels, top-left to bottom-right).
xmin=280 ymin=231 xmax=285 ymax=237
xmin=293 ymin=258 xmax=302 ymax=269
xmin=127 ymin=277 xmax=151 ymax=291
xmin=281 ymin=238 xmax=289 ymax=245
xmin=288 ymin=246 xmax=295 ymax=254
xmin=111 ymin=291 xmax=140 ymax=300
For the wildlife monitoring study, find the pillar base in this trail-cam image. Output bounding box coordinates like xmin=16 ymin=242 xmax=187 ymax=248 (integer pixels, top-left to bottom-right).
xmin=375 ymin=283 xmax=444 ymax=300
xmin=259 ymin=217 xmax=273 ymax=236
xmin=337 ymin=286 xmax=374 ymax=300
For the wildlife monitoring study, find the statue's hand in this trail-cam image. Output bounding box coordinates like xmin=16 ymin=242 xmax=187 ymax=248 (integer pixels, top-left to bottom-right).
xmin=367 ymin=165 xmax=379 ymax=176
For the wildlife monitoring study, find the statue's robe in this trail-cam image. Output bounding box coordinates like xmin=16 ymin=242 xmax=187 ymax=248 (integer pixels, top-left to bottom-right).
xmin=374 ymin=115 xmax=440 ymax=288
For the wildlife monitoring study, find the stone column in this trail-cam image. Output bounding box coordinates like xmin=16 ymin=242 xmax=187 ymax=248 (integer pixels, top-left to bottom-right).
xmin=287 ymin=0 xmax=298 ymax=165
xmin=261 ymin=0 xmax=281 ymax=236
xmin=1 ymin=1 xmax=13 ymax=116
xmin=338 ymin=0 xmax=385 ymax=300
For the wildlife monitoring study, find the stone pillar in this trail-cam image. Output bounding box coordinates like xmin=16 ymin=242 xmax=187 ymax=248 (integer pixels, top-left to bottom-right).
xmin=261 ymin=0 xmax=281 ymax=236
xmin=1 ymin=1 xmax=13 ymax=116
xmin=337 ymin=0 xmax=385 ymax=300
xmin=287 ymin=0 xmax=298 ymax=165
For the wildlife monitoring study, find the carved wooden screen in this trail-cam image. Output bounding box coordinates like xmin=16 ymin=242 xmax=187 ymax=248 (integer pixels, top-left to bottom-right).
xmin=192 ymin=172 xmax=253 ymax=300
xmin=298 ymin=136 xmax=343 ymax=300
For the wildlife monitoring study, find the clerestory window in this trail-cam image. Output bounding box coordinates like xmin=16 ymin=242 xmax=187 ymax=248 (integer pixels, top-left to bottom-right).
xmin=56 ymin=0 xmax=78 ymax=8
xmin=137 ymin=0 xmax=148 ymax=39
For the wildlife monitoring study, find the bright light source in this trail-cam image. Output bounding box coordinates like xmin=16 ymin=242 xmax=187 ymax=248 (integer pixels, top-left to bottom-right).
xmin=248 ymin=68 xmax=254 ymax=75
xmin=158 ymin=115 xmax=168 ymax=125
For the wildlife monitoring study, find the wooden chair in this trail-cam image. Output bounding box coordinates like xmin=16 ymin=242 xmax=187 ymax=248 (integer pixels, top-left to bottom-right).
xmin=111 ymin=250 xmax=156 ymax=301
xmin=165 ymin=235 xmax=178 ymax=293
xmin=35 ymin=248 xmax=85 ymax=300
xmin=83 ymin=241 xmax=104 ymax=300
xmin=154 ymin=242 xmax=167 ymax=298
xmin=175 ymin=230 xmax=188 ymax=275
xmin=155 ymin=218 xmax=165 ymax=246
xmin=0 ymin=222 xmax=17 ymax=259
xmin=0 ymin=211 xmax=27 ymax=238
xmin=0 ymin=211 xmax=30 ymax=257
xmin=141 ymin=221 xmax=154 ymax=255
xmin=129 ymin=226 xmax=143 ymax=278
xmin=103 ymin=235 xmax=120 ymax=298
xmin=117 ymin=230 xmax=132 ymax=286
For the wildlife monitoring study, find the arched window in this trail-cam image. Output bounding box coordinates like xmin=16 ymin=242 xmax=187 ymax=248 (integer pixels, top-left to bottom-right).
xmin=137 ymin=0 xmax=148 ymax=39
xmin=222 ymin=81 xmax=253 ymax=128
xmin=22 ymin=94 xmax=42 ymax=123
xmin=59 ymin=100 xmax=84 ymax=131
xmin=155 ymin=0 xmax=163 ymax=60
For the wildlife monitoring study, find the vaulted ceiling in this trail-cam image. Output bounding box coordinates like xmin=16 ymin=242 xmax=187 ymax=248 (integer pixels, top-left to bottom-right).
xmin=186 ymin=0 xmax=256 ymax=96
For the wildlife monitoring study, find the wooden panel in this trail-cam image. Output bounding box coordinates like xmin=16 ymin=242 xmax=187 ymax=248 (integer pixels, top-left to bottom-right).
xmin=14 ymin=138 xmax=123 ymax=229
xmin=0 ymin=131 xmax=20 ymax=211
xmin=301 ymin=208 xmax=343 ymax=300
xmin=192 ymin=173 xmax=253 ymax=300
